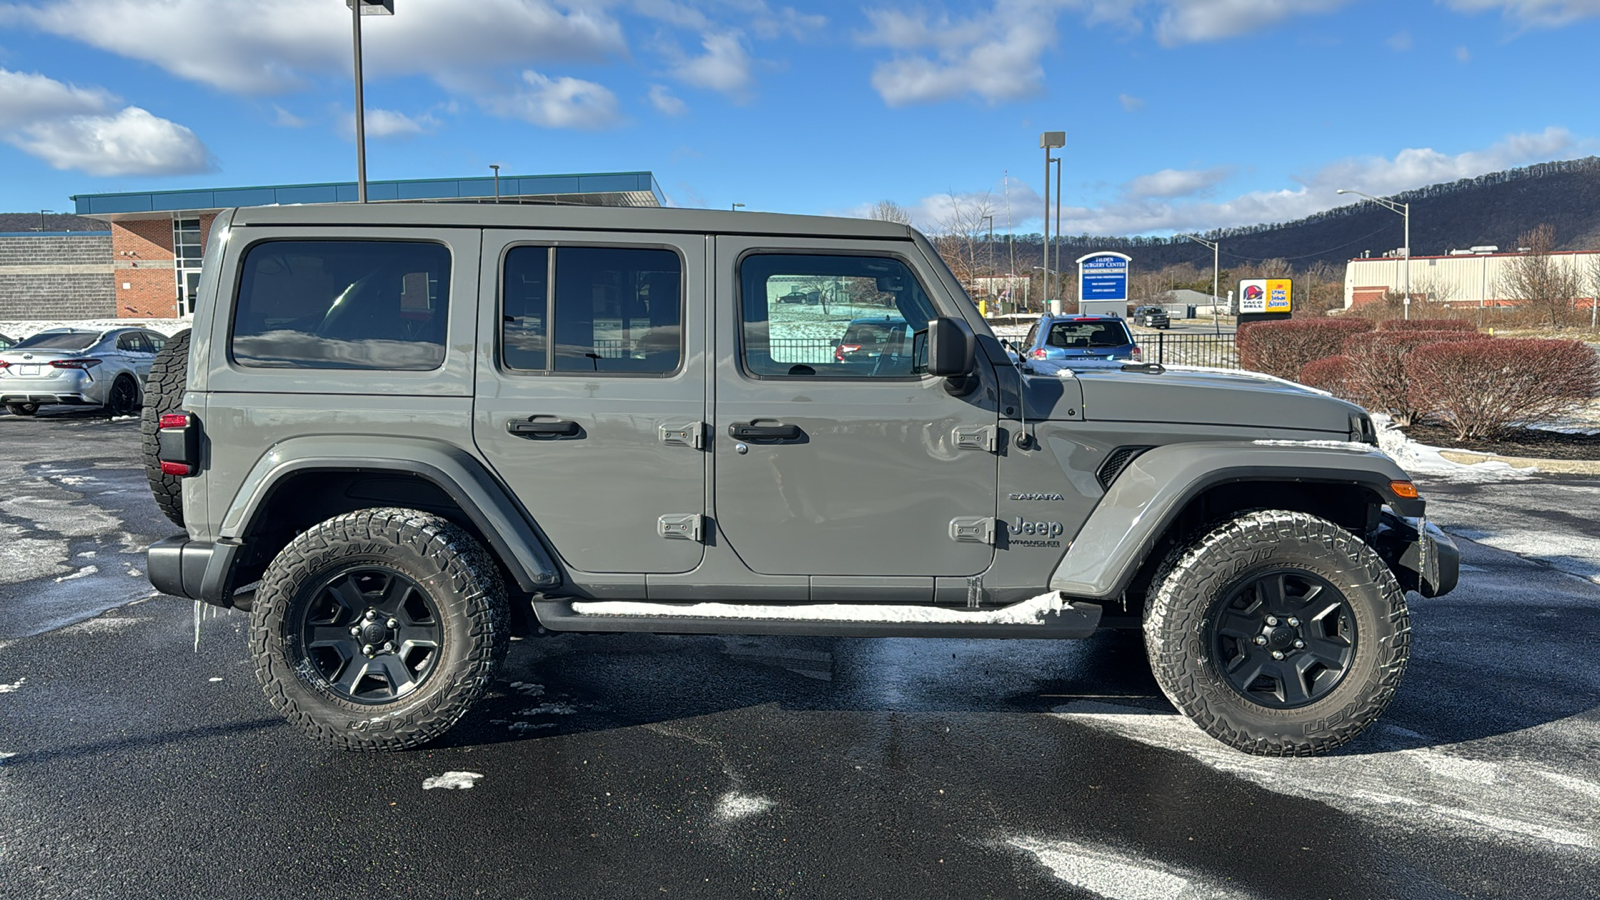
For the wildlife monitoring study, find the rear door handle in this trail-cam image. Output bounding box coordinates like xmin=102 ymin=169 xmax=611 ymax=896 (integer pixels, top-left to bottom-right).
xmin=508 ymin=417 xmax=581 ymax=438
xmin=728 ymin=421 xmax=803 ymax=442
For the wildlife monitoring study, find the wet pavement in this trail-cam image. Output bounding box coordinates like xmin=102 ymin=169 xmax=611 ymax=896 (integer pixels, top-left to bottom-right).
xmin=1 ymin=413 xmax=1598 ymax=899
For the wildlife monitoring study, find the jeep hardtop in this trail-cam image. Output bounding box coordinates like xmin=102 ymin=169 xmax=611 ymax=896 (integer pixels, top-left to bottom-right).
xmin=144 ymin=202 xmax=1456 ymax=755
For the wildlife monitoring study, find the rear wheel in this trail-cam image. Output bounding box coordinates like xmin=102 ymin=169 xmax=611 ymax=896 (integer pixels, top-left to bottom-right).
xmin=250 ymin=508 xmax=509 ymax=751
xmin=107 ymin=374 xmax=139 ymax=417
xmin=140 ymin=330 xmax=190 ymax=527
xmin=5 ymin=402 xmax=39 ymax=417
xmin=1144 ymin=509 xmax=1409 ymax=756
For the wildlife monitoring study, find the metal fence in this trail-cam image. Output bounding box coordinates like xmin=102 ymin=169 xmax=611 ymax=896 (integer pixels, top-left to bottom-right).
xmin=1143 ymin=332 xmax=1240 ymax=370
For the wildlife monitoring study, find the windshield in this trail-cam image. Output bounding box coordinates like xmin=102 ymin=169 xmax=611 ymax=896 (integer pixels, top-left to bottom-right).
xmin=11 ymin=331 xmax=100 ymax=351
xmin=1047 ymin=321 xmax=1132 ymax=349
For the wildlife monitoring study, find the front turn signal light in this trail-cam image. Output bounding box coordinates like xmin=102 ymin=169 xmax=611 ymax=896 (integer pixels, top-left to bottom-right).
xmin=1390 ymin=480 xmax=1419 ymax=499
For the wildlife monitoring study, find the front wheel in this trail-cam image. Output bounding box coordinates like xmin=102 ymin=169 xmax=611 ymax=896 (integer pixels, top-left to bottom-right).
xmin=1144 ymin=510 xmax=1409 ymax=756
xmin=106 ymin=374 xmax=139 ymax=416
xmin=250 ymin=508 xmax=509 ymax=751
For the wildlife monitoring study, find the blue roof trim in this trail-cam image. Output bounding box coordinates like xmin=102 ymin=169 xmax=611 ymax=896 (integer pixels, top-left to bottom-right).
xmin=72 ymin=171 xmax=663 ymax=215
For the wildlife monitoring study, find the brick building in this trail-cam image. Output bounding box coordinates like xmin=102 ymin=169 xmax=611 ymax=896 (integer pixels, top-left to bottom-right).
xmin=0 ymin=231 xmax=115 ymax=320
xmin=68 ymin=171 xmax=664 ymax=320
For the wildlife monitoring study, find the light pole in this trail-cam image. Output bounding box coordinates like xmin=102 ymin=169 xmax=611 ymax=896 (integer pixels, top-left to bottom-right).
xmin=731 ymin=203 xmax=745 ymax=211
xmin=1041 ymin=131 xmax=1064 ymax=307
xmin=36 ymin=209 xmax=52 ymax=232
xmin=489 ymin=164 xmax=500 ymax=202
xmin=1178 ymin=234 xmax=1221 ymax=333
xmin=1338 ymin=189 xmax=1411 ymax=319
xmin=348 ymin=0 xmax=394 ymax=203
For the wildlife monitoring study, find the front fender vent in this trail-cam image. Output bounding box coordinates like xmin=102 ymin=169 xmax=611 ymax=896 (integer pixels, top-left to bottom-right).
xmin=1096 ymin=446 xmax=1153 ymax=491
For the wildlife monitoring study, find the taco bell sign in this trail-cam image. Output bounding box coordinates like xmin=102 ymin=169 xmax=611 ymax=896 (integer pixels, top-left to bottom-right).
xmin=1076 ymin=252 xmax=1131 ymax=303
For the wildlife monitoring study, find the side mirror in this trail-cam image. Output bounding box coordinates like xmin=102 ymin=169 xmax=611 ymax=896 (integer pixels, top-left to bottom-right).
xmin=926 ymin=317 xmax=975 ymax=377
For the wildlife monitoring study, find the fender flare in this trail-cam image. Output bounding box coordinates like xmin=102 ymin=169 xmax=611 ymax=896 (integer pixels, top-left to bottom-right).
xmin=1048 ymin=441 xmax=1420 ymax=599
xmin=220 ymin=435 xmax=561 ymax=592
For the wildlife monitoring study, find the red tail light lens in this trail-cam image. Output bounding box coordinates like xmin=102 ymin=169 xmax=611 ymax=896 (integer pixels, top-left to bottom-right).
xmin=1032 ymin=348 xmax=1047 ymax=359
xmin=0 ymin=360 xmax=9 ymax=370
xmin=159 ymin=412 xmax=189 ymax=430
xmin=49 ymin=358 xmax=102 ymax=369
xmin=160 ymin=461 xmax=191 ymax=476
xmin=1131 ymin=346 xmax=1142 ymax=360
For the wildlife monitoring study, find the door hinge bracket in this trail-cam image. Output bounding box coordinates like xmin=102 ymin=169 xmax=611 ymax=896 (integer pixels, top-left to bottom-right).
xmin=949 ymin=516 xmax=996 ymax=545
xmin=658 ymin=514 xmax=704 ymax=542
xmin=954 ymin=425 xmax=998 ymax=453
xmin=659 ymin=422 xmax=705 ymax=450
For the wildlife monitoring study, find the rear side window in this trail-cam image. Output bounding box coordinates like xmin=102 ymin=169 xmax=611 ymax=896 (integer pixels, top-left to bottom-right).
xmin=500 ymin=246 xmax=682 ymax=375
xmin=1047 ymin=321 xmax=1132 ymax=348
xmin=231 ymin=240 xmax=450 ymax=370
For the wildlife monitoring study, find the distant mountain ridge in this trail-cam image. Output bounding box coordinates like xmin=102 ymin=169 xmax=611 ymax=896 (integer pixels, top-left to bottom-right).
xmin=1000 ymin=156 xmax=1600 ymax=273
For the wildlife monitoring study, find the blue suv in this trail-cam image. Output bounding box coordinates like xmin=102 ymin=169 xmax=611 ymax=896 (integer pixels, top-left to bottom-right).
xmin=1016 ymin=315 xmax=1141 ymax=362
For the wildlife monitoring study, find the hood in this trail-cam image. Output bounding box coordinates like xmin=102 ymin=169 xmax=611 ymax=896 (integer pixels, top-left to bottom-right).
xmin=1040 ymin=364 xmax=1365 ymax=435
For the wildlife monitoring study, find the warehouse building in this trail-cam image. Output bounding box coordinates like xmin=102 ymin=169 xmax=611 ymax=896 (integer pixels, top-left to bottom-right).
xmin=1344 ymin=246 xmax=1599 ymax=309
xmin=24 ymin=171 xmax=666 ymax=321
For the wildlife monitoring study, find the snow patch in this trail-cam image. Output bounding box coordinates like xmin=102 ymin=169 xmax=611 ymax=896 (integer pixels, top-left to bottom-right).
xmin=508 ymin=721 xmax=555 ymax=733
xmin=507 ymin=681 xmax=545 ymax=698
xmin=1375 ymin=414 xmax=1530 ymax=482
xmin=1053 ymin=701 xmax=1598 ymax=850
xmin=716 ymin=792 xmax=774 ymax=822
xmin=58 ymin=615 xmax=146 ymax=635
xmin=571 ymin=591 xmax=1070 ymax=625
xmin=0 ymin=678 xmax=25 ymax=693
xmin=208 ymin=677 xmax=223 ymax=683
xmin=516 ymin=703 xmax=575 ymax=717
xmin=53 ymin=565 xmax=98 ymax=583
xmin=422 ymin=771 xmax=484 ymax=791
xmin=1009 ymin=836 xmax=1247 ymax=900
xmin=1252 ymin=439 xmax=1377 ymax=452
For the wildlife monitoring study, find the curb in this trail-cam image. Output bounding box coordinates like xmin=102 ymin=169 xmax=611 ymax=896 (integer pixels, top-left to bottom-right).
xmin=1437 ymin=449 xmax=1600 ymax=475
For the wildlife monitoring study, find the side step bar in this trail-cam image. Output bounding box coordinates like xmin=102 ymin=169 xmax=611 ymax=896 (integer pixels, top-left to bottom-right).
xmin=532 ymin=595 xmax=1101 ymax=640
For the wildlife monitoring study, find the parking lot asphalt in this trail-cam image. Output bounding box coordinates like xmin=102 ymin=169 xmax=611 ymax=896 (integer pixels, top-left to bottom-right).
xmin=2 ymin=413 xmax=1598 ymax=899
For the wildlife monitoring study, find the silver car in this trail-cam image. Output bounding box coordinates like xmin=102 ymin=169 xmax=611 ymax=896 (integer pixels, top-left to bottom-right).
xmin=0 ymin=327 xmax=167 ymax=417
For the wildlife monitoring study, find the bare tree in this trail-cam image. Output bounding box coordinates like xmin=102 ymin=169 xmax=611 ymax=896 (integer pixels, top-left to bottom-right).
xmin=1499 ymin=224 xmax=1582 ymax=328
xmin=869 ymin=200 xmax=913 ymax=225
xmin=933 ymin=191 xmax=996 ymax=296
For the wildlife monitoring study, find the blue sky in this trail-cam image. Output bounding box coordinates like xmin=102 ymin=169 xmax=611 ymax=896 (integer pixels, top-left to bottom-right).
xmin=0 ymin=0 xmax=1595 ymax=236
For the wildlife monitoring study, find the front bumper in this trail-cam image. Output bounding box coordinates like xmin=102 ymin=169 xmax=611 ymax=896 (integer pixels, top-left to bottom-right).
xmin=148 ymin=535 xmax=239 ymax=606
xmin=1373 ymin=511 xmax=1460 ymax=598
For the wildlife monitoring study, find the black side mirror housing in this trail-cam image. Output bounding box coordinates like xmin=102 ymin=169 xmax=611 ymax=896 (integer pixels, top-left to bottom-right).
xmin=926 ymin=317 xmax=976 ymax=377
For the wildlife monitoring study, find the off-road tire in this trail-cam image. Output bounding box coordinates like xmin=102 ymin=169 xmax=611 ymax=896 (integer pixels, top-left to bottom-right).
xmin=250 ymin=508 xmax=509 ymax=751
xmin=6 ymin=402 xmax=39 ymax=417
xmin=139 ymin=329 xmax=190 ymax=527
xmin=1144 ymin=509 xmax=1409 ymax=756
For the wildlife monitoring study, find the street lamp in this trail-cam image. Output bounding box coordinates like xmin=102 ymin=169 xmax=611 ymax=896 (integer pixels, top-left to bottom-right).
xmin=489 ymin=164 xmax=500 ymax=202
xmin=1338 ymin=188 xmax=1411 ymax=319
xmin=348 ymin=0 xmax=394 ymax=203
xmin=1178 ymin=234 xmax=1221 ymax=333
xmin=1040 ymin=131 xmax=1064 ymax=306
xmin=731 ymin=203 xmax=745 ymax=211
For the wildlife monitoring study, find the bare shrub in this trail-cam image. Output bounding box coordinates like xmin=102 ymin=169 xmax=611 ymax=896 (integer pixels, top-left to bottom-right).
xmin=1298 ymin=356 xmax=1351 ymax=397
xmin=1405 ymin=339 xmax=1600 ymax=440
xmin=1498 ymin=224 xmax=1583 ymax=328
xmin=1236 ymin=318 xmax=1374 ymax=380
xmin=1376 ymin=318 xmax=1477 ymax=332
xmin=1341 ymin=330 xmax=1483 ymax=425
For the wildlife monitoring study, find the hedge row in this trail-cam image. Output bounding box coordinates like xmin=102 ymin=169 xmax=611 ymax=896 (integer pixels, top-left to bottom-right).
xmin=1407 ymin=339 xmax=1600 ymax=440
xmin=1236 ymin=318 xmax=1373 ymax=380
xmin=1338 ymin=330 xmax=1484 ymax=426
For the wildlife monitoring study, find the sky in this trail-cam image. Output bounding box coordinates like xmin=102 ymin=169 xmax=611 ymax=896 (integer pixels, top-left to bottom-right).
xmin=0 ymin=0 xmax=1596 ymax=237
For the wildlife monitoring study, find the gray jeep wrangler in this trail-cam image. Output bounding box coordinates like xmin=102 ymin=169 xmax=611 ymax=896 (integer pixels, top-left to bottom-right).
xmin=143 ymin=203 xmax=1457 ymax=756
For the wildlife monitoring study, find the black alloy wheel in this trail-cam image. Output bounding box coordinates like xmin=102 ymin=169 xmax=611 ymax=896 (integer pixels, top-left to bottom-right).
xmin=107 ymin=375 xmax=139 ymax=416
xmin=1207 ymin=569 xmax=1356 ymax=709
xmin=298 ymin=567 xmax=444 ymax=704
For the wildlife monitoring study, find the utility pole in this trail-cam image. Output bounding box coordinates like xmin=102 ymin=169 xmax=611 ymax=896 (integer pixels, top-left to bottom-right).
xmin=1041 ymin=132 xmax=1064 ymax=309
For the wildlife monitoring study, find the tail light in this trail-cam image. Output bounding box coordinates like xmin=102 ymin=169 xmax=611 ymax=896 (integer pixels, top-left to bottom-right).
xmin=1131 ymin=346 xmax=1142 ymax=361
xmin=0 ymin=360 xmax=8 ymax=371
xmin=157 ymin=411 xmax=199 ymax=477
xmin=1032 ymin=348 xmax=1047 ymax=359
xmin=49 ymin=358 xmax=102 ymax=369
xmin=835 ymin=343 xmax=861 ymax=362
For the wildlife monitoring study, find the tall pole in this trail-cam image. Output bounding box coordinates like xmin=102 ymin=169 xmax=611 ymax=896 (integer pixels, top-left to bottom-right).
xmin=1402 ymin=202 xmax=1411 ymax=320
xmin=1053 ymin=156 xmax=1062 ymax=310
xmin=1212 ymin=240 xmax=1220 ymax=333
xmin=1043 ymin=145 xmax=1051 ymax=306
xmin=490 ymin=164 xmax=500 ymax=202
xmin=352 ymin=0 xmax=367 ymax=203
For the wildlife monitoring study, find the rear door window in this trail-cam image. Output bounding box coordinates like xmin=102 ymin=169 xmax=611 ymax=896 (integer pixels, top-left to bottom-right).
xmin=231 ymin=240 xmax=451 ymax=370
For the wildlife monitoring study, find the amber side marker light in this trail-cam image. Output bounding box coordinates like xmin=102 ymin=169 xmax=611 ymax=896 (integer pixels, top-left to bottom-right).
xmin=1391 ymin=480 xmax=1419 ymax=499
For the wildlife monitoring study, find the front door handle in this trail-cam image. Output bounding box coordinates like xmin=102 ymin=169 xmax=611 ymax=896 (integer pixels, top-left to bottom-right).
xmin=728 ymin=421 xmax=803 ymax=442
xmin=508 ymin=417 xmax=581 ymax=438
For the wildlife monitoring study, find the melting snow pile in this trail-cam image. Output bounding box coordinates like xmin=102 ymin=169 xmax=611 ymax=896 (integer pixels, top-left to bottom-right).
xmin=715 ymin=792 xmax=775 ymax=822
xmin=1008 ymin=835 xmax=1250 ymax=900
xmin=0 ymin=678 xmax=25 ymax=693
xmin=1374 ymin=414 xmax=1529 ymax=482
xmin=572 ymin=591 xmax=1070 ymax=625
xmin=422 ymin=771 xmax=484 ymax=791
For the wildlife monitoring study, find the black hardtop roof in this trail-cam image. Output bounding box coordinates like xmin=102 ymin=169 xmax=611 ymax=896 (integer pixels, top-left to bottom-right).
xmin=228 ymin=202 xmax=919 ymax=240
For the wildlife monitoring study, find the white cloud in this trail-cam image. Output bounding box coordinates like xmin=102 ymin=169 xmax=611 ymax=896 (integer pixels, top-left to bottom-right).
xmin=1387 ymin=30 xmax=1413 ymax=50
xmin=0 ymin=0 xmax=625 ymax=93
xmin=669 ymin=32 xmax=754 ymax=98
xmin=1444 ymin=0 xmax=1600 ymax=27
xmin=481 ymin=70 xmax=621 ymax=130
xmin=1118 ymin=92 xmax=1146 ymax=111
xmin=11 ymin=106 xmax=213 ymax=176
xmin=648 ymin=84 xmax=688 ymax=115
xmin=1151 ymin=0 xmax=1353 ymax=45
xmin=860 ymin=0 xmax=1057 ymax=106
xmin=352 ymin=108 xmax=440 ymax=138
xmin=1126 ymin=167 xmax=1230 ymax=198
xmin=0 ymin=68 xmax=212 ymax=175
xmin=1455 ymin=45 xmax=1473 ymax=62
xmin=271 ymin=105 xmax=307 ymax=128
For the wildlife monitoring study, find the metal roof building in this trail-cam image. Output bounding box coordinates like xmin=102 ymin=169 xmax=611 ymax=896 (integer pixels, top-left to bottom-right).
xmin=1344 ymin=247 xmax=1599 ymax=310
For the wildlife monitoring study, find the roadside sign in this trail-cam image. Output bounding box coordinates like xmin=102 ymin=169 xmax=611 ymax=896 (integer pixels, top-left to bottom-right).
xmin=1238 ymin=278 xmax=1292 ymax=313
xmin=1077 ymin=252 xmax=1131 ymax=303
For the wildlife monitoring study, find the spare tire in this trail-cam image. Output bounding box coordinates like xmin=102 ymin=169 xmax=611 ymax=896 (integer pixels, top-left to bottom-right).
xmin=141 ymin=329 xmax=191 ymax=528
